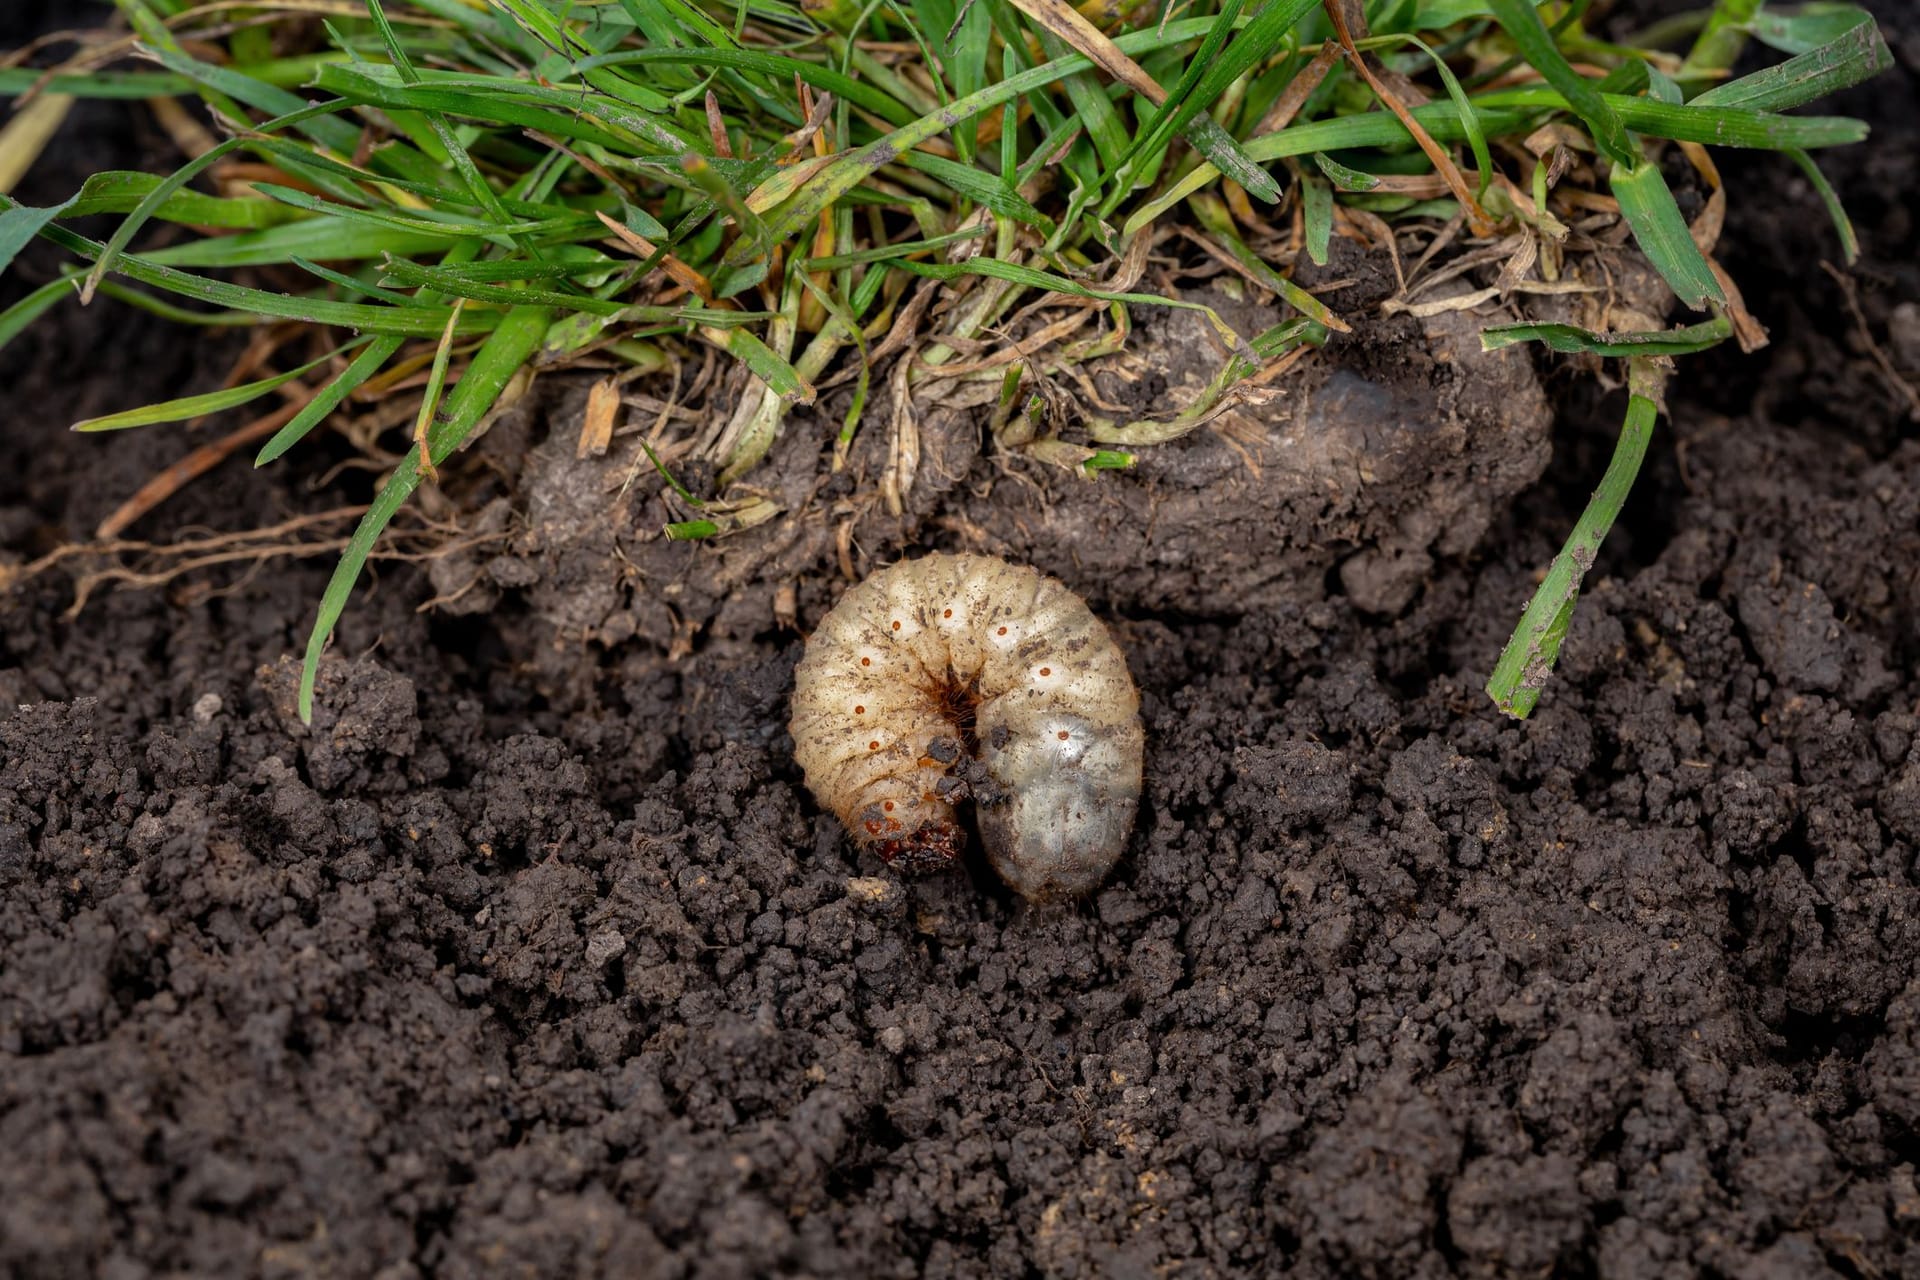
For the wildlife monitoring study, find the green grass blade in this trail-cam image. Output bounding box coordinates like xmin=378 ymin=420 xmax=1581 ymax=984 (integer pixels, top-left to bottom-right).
xmin=1463 ymin=89 xmax=1868 ymax=149
xmin=1744 ymin=2 xmax=1877 ymax=56
xmin=701 ymin=324 xmax=815 ymax=402
xmin=1480 ymin=315 xmax=1732 ymax=356
xmin=257 ymin=337 xmax=405 ymax=465
xmin=1610 ymin=160 xmax=1726 ymax=310
xmin=61 ymin=171 xmax=305 ymax=228
xmin=0 ymin=277 xmax=76 ymax=354
xmin=375 ymin=258 xmax=627 ymax=313
xmin=0 ymin=195 xmax=76 ymax=275
xmin=1033 ymin=27 xmax=1132 ymax=172
xmin=1681 ymin=0 xmax=1763 ymax=76
xmin=1787 ymin=148 xmax=1860 ymax=263
xmin=1488 ymin=361 xmax=1664 ymax=717
xmin=293 ymin=257 xmax=439 ymax=309
xmin=247 ymin=182 xmax=594 ymax=241
xmin=298 ymin=306 xmax=553 ymax=723
xmin=1119 ymin=0 xmax=1315 ymax=194
xmin=0 ymin=68 xmax=192 ymax=97
xmin=1301 ymin=173 xmax=1332 ymax=266
xmin=73 ymin=345 xmax=357 ymax=432
xmin=895 ymin=151 xmax=1055 ymax=230
xmin=1313 ymin=152 xmax=1379 ymax=190
xmin=140 ymin=220 xmax=465 ymax=270
xmin=1692 ymin=14 xmax=1892 ymax=111
xmin=29 ymin=217 xmax=502 ymax=337
xmin=1401 ymin=31 xmax=1494 ymax=195
xmin=1486 ymin=0 xmax=1634 ymax=166
xmin=90 ymin=280 xmax=266 ymax=327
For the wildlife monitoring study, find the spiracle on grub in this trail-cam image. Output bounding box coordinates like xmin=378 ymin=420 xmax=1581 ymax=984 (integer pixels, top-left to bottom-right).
xmin=789 ymin=552 xmax=1144 ymax=901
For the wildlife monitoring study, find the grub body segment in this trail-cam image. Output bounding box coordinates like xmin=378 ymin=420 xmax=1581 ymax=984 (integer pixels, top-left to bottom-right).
xmin=790 ymin=552 xmax=1144 ymax=900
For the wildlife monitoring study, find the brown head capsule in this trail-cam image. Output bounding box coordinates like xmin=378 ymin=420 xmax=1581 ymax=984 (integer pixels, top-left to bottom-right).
xmin=789 ymin=553 xmax=1144 ymax=900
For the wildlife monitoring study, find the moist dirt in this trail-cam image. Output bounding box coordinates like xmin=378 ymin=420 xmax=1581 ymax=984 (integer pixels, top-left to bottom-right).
xmin=4 ymin=1 xmax=1920 ymax=1276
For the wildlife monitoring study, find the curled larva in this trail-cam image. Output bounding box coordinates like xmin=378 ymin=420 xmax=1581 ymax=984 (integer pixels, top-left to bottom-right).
xmin=790 ymin=552 xmax=1144 ymax=901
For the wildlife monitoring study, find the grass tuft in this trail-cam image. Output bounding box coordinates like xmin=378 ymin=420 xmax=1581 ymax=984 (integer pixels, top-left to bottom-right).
xmin=0 ymin=0 xmax=1894 ymax=719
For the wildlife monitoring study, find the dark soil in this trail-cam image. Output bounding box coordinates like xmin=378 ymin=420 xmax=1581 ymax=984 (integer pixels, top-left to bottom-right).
xmin=5 ymin=2 xmax=1920 ymax=1277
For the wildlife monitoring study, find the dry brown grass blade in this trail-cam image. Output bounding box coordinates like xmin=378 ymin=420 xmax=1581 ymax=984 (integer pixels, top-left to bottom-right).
xmin=147 ymin=94 xmax=220 ymax=161
xmin=1674 ymin=141 xmax=1765 ymax=352
xmin=785 ymin=78 xmax=837 ymax=159
xmin=918 ymin=310 xmax=1096 ymax=378
xmin=213 ymin=327 xmax=303 ymax=406
xmin=96 ymin=392 xmax=314 ymax=540
xmin=413 ymin=301 xmax=465 ymax=484
xmin=596 ymin=210 xmax=717 ymax=303
xmin=6 ymin=30 xmax=138 ymax=108
xmin=1675 ymin=141 xmax=1725 ymax=256
xmin=526 ymin=130 xmax=628 ymax=196
xmin=705 ymin=90 xmax=735 ymax=158
xmin=578 ymin=376 xmax=622 ymax=458
xmin=822 ymin=277 xmax=938 ymax=390
xmin=882 ymin=358 xmax=919 ymax=515
xmin=0 ymin=91 xmax=74 ymax=193
xmin=1003 ymin=0 xmax=1167 ymax=103
xmin=1320 ymin=0 xmax=1493 ymax=235
xmin=1341 ymin=204 xmax=1404 ymax=292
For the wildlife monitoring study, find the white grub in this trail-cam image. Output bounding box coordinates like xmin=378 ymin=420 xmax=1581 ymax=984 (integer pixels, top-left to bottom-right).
xmin=790 ymin=553 xmax=1144 ymax=900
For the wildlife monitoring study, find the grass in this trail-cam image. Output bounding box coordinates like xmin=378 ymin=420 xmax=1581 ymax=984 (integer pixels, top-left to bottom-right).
xmin=0 ymin=0 xmax=1893 ymax=721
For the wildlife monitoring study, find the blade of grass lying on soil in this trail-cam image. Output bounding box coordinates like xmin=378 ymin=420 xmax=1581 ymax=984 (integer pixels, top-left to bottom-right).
xmin=1480 ymin=315 xmax=1733 ymax=357
xmin=1488 ymin=360 xmax=1667 ymax=718
xmin=298 ymin=305 xmax=552 ymax=723
xmin=73 ymin=345 xmax=358 ymax=431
